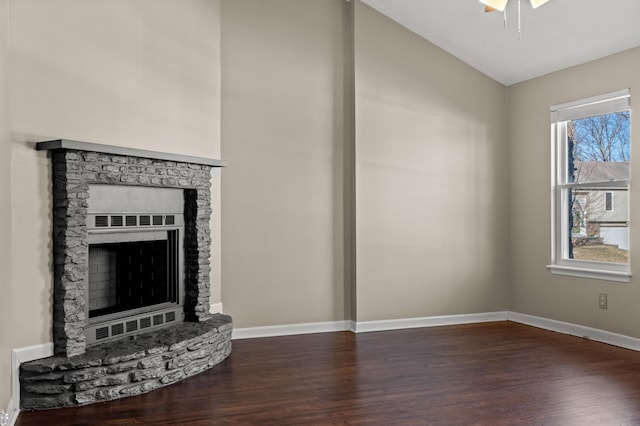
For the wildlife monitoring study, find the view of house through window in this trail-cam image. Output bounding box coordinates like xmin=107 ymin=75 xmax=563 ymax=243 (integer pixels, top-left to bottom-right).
xmin=550 ymin=89 xmax=631 ymax=281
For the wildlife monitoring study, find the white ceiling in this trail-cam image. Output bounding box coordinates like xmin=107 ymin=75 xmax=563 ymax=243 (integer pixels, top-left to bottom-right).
xmin=361 ymin=0 xmax=640 ymax=86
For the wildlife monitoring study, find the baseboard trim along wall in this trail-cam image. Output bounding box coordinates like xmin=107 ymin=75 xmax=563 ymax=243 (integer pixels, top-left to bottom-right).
xmin=10 ymin=342 xmax=54 ymax=426
xmin=353 ymin=312 xmax=509 ymax=333
xmin=209 ymin=302 xmax=224 ymax=314
xmin=507 ymin=312 xmax=640 ymax=352
xmin=231 ymin=311 xmax=640 ymax=353
xmin=231 ymin=312 xmax=509 ymax=339
xmin=5 ymin=397 xmax=18 ymax=426
xmin=232 ymin=320 xmax=353 ymax=340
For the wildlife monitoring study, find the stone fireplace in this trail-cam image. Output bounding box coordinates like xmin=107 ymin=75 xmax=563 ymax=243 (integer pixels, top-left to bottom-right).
xmin=19 ymin=140 xmax=232 ymax=410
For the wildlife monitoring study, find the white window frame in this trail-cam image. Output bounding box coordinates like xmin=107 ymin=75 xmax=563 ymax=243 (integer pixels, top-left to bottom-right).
xmin=547 ymin=89 xmax=631 ymax=282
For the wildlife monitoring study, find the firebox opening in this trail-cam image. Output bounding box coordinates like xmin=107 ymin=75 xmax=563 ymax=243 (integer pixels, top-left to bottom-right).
xmin=88 ymin=231 xmax=180 ymax=319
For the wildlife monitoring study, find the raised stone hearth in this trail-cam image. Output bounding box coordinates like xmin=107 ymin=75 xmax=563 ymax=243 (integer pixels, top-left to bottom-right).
xmin=20 ymin=314 xmax=232 ymax=409
xmin=22 ymin=140 xmax=231 ymax=410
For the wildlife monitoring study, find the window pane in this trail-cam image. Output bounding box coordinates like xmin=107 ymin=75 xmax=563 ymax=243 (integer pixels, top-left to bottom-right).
xmin=568 ymin=188 xmax=628 ymax=264
xmin=568 ymin=112 xmax=630 ymax=184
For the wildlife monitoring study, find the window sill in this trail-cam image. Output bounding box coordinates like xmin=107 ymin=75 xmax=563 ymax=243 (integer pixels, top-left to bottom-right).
xmin=547 ymin=264 xmax=631 ymax=283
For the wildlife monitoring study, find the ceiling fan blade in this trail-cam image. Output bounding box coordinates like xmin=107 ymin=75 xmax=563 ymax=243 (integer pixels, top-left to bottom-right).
xmin=478 ymin=0 xmax=508 ymax=12
xmin=529 ymin=0 xmax=550 ymax=8
xmin=485 ymin=5 xmax=498 ymax=12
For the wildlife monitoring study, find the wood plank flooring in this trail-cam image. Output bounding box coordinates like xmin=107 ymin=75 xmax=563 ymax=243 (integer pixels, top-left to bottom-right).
xmin=16 ymin=321 xmax=640 ymax=425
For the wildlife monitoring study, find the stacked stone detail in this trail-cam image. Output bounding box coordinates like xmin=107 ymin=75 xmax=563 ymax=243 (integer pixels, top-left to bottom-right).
xmin=51 ymin=150 xmax=214 ymax=357
xmin=21 ymin=314 xmax=232 ymax=409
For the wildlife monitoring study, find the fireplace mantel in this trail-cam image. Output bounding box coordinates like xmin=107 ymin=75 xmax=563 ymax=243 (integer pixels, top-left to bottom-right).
xmin=36 ymin=139 xmax=226 ymax=168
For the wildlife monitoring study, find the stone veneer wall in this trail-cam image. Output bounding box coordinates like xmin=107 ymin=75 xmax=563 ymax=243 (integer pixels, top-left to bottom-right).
xmin=20 ymin=314 xmax=232 ymax=409
xmin=51 ymin=149 xmax=214 ymax=357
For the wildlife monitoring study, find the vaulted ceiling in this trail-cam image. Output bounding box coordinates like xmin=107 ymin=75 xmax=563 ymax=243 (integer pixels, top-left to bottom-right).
xmin=361 ymin=0 xmax=640 ymax=86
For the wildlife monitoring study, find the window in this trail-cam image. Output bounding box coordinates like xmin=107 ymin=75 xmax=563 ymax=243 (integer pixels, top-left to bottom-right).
xmin=605 ymin=191 xmax=614 ymax=212
xmin=548 ymin=89 xmax=631 ymax=282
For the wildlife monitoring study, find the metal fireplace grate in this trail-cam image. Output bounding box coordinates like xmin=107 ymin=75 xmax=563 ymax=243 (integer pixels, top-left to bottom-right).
xmin=94 ymin=214 xmax=176 ymax=228
xmin=89 ymin=307 xmax=183 ymax=344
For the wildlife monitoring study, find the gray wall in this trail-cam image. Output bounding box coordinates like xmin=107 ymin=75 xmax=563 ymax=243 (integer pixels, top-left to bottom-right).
xmin=221 ymin=0 xmax=349 ymax=328
xmin=353 ymin=2 xmax=510 ymax=321
xmin=508 ymin=46 xmax=640 ymax=337
xmin=219 ymin=0 xmax=511 ymax=328
xmin=0 ymin=0 xmax=11 ymax=410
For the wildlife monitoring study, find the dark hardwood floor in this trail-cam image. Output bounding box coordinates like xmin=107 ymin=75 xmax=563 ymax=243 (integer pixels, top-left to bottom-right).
xmin=16 ymin=321 xmax=640 ymax=425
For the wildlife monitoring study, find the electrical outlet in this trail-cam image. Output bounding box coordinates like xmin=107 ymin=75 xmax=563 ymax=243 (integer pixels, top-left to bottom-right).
xmin=599 ymin=293 xmax=608 ymax=310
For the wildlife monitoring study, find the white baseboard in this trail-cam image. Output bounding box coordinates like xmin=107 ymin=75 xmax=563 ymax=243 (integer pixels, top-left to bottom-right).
xmin=231 ymin=311 xmax=640 ymax=354
xmin=209 ymin=302 xmax=223 ymax=314
xmin=10 ymin=342 xmax=54 ymax=424
xmin=354 ymin=311 xmax=509 ymax=333
xmin=232 ymin=320 xmax=353 ymax=340
xmin=6 ymin=397 xmax=18 ymax=426
xmin=507 ymin=312 xmax=640 ymax=351
xmin=231 ymin=313 xmax=508 ymax=340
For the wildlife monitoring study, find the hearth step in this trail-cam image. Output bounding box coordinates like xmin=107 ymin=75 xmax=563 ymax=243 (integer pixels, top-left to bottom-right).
xmin=20 ymin=313 xmax=233 ymax=410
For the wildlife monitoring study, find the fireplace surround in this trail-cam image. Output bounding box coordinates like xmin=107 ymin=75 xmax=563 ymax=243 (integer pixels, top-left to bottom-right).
xmin=20 ymin=140 xmax=231 ymax=409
